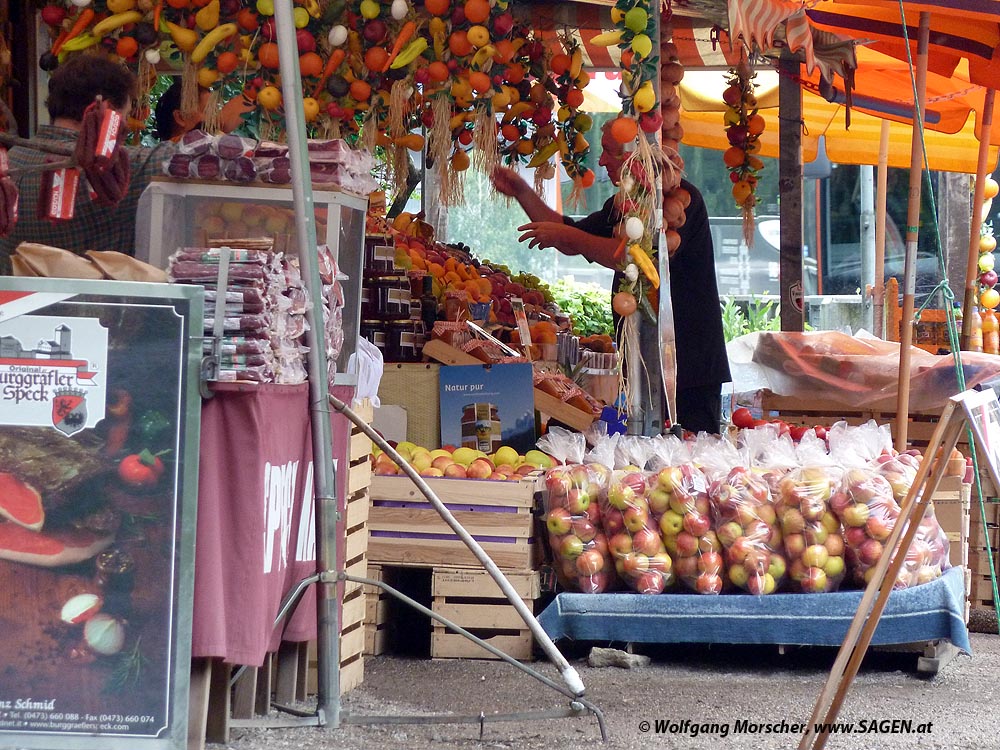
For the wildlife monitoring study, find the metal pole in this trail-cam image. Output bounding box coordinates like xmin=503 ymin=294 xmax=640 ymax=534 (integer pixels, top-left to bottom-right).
xmin=894 ymin=12 xmax=930 ymax=452
xmin=274 ymin=0 xmax=341 ymax=726
xmin=860 ymin=165 xmax=876 ymax=332
xmin=874 ymin=120 xmax=890 ymax=339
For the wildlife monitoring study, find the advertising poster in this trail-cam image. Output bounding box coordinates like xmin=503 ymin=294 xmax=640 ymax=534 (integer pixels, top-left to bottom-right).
xmin=0 ymin=279 xmax=202 ymax=750
xmin=439 ymin=363 xmax=535 ymax=455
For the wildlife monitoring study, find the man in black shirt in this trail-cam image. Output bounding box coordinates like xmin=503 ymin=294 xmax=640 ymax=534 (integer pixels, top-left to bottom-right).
xmin=490 ymin=124 xmax=730 ymax=433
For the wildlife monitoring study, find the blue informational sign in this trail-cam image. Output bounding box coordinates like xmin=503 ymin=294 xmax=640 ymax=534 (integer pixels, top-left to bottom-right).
xmin=439 ymin=363 xmax=535 ymax=455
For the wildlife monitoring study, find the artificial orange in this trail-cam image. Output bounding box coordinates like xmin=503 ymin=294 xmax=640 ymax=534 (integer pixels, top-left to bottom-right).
xmin=580 ymin=168 xmax=595 ymax=188
xmin=237 ymin=7 xmax=258 ymax=30
xmin=466 ymin=24 xmax=489 ymax=48
xmin=427 ymin=61 xmax=449 ymax=82
xmin=468 ymin=70 xmax=491 ymax=94
xmin=747 ymin=113 xmax=766 ymax=136
xmin=115 ymin=36 xmax=138 ymax=58
xmin=723 ymin=146 xmax=745 ymax=168
xmin=609 ymin=116 xmax=638 ymax=144
xmin=504 ymin=63 xmax=525 ymax=84
xmin=500 ymin=123 xmax=520 ymax=141
xmin=550 ymin=53 xmax=570 ymax=76
xmin=216 ymin=50 xmax=239 ymax=74
xmin=448 ymin=30 xmax=472 ymax=57
xmin=463 ymin=0 xmax=489 ymax=24
xmin=364 ymin=46 xmax=389 ymax=72
xmin=349 ymin=79 xmax=372 ymax=101
xmin=258 ymin=42 xmax=280 ymax=69
xmin=565 ymin=87 xmax=584 ymax=109
xmin=424 ymin=0 xmax=449 ymax=15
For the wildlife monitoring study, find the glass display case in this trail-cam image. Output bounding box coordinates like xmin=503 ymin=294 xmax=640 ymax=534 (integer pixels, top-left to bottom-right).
xmin=136 ymin=178 xmax=367 ymax=384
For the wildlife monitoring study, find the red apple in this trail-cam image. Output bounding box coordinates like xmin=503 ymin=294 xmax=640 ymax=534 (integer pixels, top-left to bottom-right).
xmin=865 ymin=515 xmax=893 ymax=541
xmin=634 ymin=570 xmax=666 ymax=595
xmin=683 ymin=511 xmax=711 ymax=537
xmin=633 ymin=527 xmax=662 ymax=556
xmin=623 ymin=506 xmax=650 ymax=533
xmin=675 ymin=531 xmax=699 ymax=557
xmin=571 ymin=518 xmax=598 ymax=543
xmin=698 ymin=550 xmax=723 ymax=575
xmin=696 ymin=572 xmax=723 ymax=594
xmin=858 ymin=538 xmax=884 ymax=566
xmin=575 ymin=549 xmax=605 ymax=576
xmin=621 ymin=552 xmax=649 ymax=577
xmin=608 ymin=533 xmax=633 ymax=558
xmin=801 ymin=567 xmax=828 ymax=593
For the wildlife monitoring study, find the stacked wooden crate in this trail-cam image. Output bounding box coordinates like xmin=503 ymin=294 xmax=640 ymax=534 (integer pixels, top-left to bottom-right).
xmin=365 ymin=472 xmax=544 ymax=660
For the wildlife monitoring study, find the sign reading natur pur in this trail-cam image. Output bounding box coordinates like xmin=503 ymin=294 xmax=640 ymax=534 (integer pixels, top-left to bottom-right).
xmin=0 ymin=313 xmax=108 ymax=435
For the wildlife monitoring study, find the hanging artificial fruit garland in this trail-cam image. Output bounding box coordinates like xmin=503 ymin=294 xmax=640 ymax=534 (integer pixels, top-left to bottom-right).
xmin=722 ymin=52 xmax=764 ymax=248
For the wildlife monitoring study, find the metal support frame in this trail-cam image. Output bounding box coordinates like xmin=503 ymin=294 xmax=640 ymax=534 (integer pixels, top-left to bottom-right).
xmin=227 ymin=343 xmax=606 ymax=740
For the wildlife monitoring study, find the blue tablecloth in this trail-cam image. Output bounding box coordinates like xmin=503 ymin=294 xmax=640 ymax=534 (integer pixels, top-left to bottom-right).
xmin=537 ymin=566 xmax=971 ymax=653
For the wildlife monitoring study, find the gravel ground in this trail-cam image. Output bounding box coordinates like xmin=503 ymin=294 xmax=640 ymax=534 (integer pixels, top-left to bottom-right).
xmin=223 ymin=631 xmax=1000 ymax=750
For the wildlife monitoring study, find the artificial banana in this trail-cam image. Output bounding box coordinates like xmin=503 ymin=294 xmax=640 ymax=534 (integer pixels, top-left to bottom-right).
xmin=191 ymin=22 xmax=237 ymax=63
xmin=589 ymin=30 xmax=623 ymax=46
xmin=390 ymin=38 xmax=428 ymax=69
xmin=527 ymin=140 xmax=560 ymax=168
xmin=569 ymin=47 xmax=583 ymax=78
xmin=92 ymin=10 xmax=144 ymax=37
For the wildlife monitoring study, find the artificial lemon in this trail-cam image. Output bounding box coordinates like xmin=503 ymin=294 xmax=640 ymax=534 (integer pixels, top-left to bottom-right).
xmin=631 ymin=33 xmax=652 ymax=59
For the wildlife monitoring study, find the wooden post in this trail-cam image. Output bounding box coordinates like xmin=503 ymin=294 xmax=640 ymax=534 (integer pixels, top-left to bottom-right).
xmin=961 ymin=88 xmax=996 ymax=350
xmin=894 ymin=12 xmax=930 ymax=452
xmin=779 ymin=52 xmax=805 ymax=331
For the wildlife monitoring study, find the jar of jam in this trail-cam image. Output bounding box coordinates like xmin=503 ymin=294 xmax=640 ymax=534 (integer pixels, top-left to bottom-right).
xmin=384 ymin=319 xmax=423 ymax=362
xmin=361 ymin=275 xmax=411 ymax=319
xmin=360 ymin=319 xmax=386 ymax=352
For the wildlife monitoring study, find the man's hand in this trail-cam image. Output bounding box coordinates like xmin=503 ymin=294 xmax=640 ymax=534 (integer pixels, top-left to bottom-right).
xmin=490 ymin=166 xmax=527 ymax=198
xmin=517 ymin=221 xmax=574 ymax=253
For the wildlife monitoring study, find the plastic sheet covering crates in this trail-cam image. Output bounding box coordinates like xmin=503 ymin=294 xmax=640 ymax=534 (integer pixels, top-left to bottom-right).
xmin=431 ymin=567 xmax=540 ymax=660
xmin=368 ymin=473 xmax=544 ymax=570
xmin=968 ymin=497 xmax=1000 ymax=611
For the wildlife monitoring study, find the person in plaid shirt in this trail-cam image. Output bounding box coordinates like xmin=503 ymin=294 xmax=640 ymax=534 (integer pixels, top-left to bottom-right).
xmin=0 ymin=55 xmax=174 ymax=274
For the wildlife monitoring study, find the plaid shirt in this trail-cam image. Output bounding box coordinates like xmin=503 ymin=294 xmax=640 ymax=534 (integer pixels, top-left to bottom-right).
xmin=0 ymin=125 xmax=175 ymax=275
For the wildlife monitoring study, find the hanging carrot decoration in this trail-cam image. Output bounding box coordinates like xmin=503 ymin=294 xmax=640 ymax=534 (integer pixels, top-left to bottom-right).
xmin=612 ymin=235 xmax=627 ymax=262
xmin=313 ymin=48 xmax=346 ymax=99
xmin=153 ymin=2 xmax=163 ymax=32
xmin=381 ymin=20 xmax=416 ymax=72
xmin=52 ymin=8 xmax=94 ymax=55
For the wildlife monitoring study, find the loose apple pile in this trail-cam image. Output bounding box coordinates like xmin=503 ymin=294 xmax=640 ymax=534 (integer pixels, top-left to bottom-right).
xmin=373 ymin=441 xmax=553 ymax=480
xmin=731 ymin=408 xmax=830 ymax=442
xmin=543 ymin=464 xmax=615 ymax=594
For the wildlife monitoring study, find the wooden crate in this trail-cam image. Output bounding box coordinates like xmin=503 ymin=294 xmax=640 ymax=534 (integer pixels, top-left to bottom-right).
xmin=364 ymin=563 xmax=394 ymax=656
xmin=368 ymin=473 xmax=543 ymax=570
xmin=430 ymin=567 xmax=540 ymax=661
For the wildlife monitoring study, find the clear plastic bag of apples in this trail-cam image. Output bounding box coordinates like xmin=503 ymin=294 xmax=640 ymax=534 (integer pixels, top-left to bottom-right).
xmin=538 ymin=428 xmax=617 ymax=594
xmin=599 ymin=436 xmax=675 ymax=594
xmin=648 ymin=435 xmax=724 ymax=594
xmin=699 ymin=434 xmax=787 ymax=595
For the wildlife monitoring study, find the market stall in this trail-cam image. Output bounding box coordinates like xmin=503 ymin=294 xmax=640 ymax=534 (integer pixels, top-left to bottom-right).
xmin=3 ymin=0 xmax=1000 ymax=746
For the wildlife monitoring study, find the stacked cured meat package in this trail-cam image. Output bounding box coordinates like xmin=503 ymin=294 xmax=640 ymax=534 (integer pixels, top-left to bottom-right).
xmin=168 ymin=240 xmax=346 ymax=385
xmin=163 ymin=130 xmax=377 ymax=194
